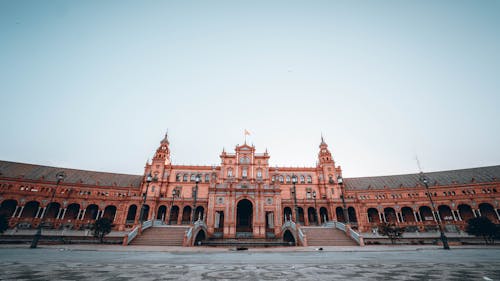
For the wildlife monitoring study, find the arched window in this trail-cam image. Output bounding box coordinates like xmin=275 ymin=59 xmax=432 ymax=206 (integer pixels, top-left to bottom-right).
xmin=307 ymin=176 xmax=312 ymax=183
xmin=286 ymin=176 xmax=291 ymax=183
xmin=257 ymin=169 xmax=262 ymax=179
xmin=183 ymin=174 xmax=188 ymax=182
xmin=190 ymin=174 xmax=196 ymax=181
xmin=228 ymin=168 xmax=233 ymax=177
xmin=242 ymin=168 xmax=248 ymax=178
xmin=300 ymin=175 xmax=305 ymax=183
xmin=176 ymin=174 xmax=181 ymax=182
xmin=205 ymin=174 xmax=210 ymax=182
xmin=279 ymin=175 xmax=284 ymax=183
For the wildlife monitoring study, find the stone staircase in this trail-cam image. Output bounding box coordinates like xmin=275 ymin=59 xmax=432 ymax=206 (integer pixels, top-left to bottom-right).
xmin=129 ymin=226 xmax=189 ymax=246
xmin=302 ymin=226 xmax=357 ymax=246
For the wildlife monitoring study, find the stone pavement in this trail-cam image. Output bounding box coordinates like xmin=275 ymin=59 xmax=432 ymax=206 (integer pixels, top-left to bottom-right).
xmin=0 ymin=245 xmax=499 ymax=280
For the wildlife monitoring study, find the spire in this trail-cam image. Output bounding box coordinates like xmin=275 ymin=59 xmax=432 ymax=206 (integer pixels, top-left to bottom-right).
xmin=161 ymin=130 xmax=169 ymax=144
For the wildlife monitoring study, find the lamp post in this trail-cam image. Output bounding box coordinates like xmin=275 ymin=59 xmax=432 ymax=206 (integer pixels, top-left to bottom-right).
xmin=420 ymin=173 xmax=450 ymax=250
xmin=31 ymin=171 xmax=66 ymax=249
xmin=139 ymin=172 xmax=153 ymax=229
xmin=313 ymin=191 xmax=319 ymax=226
xmin=291 ymin=174 xmax=299 ymax=224
xmin=337 ymin=175 xmax=350 ymax=224
xmin=191 ymin=174 xmax=200 ymax=224
xmin=169 ymin=189 xmax=178 ymax=225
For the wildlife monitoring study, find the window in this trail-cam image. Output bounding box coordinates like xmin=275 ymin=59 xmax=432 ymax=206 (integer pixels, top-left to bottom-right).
xmin=300 ymin=175 xmax=305 ymax=184
xmin=176 ymin=174 xmax=181 ymax=182
xmin=228 ymin=168 xmax=233 ymax=177
xmin=190 ymin=174 xmax=196 ymax=181
xmin=306 ymin=188 xmax=312 ymax=199
xmin=279 ymin=175 xmax=284 ymax=183
xmin=205 ymin=174 xmax=210 ymax=182
xmin=257 ymin=169 xmax=262 ymax=179
xmin=242 ymin=168 xmax=248 ymax=178
xmin=240 ymin=157 xmax=250 ymax=164
xmin=307 ymin=176 xmax=312 ymax=183
xmin=183 ymin=174 xmax=188 ymax=182
xmin=286 ymin=176 xmax=291 ymax=183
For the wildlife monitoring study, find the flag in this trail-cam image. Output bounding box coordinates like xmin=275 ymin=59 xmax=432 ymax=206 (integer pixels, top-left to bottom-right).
xmin=244 ymin=129 xmax=251 ymax=135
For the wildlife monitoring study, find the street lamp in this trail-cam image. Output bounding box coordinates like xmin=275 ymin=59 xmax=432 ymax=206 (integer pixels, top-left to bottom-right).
xmin=420 ymin=173 xmax=450 ymax=250
xmin=291 ymin=174 xmax=299 ymax=224
xmin=191 ymin=174 xmax=200 ymax=223
xmin=31 ymin=171 xmax=66 ymax=248
xmin=139 ymin=172 xmax=154 ymax=229
xmin=312 ymin=191 xmax=319 ymax=226
xmin=337 ymin=175 xmax=350 ymax=224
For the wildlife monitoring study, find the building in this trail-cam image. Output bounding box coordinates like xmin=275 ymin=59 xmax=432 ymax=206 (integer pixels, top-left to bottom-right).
xmin=1 ymin=133 xmax=499 ymax=244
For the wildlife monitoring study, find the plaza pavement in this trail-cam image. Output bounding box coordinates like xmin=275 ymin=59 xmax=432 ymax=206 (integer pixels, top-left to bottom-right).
xmin=0 ymin=244 xmax=499 ymax=280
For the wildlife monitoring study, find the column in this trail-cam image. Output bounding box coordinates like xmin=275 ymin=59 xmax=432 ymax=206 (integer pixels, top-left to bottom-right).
xmin=396 ymin=212 xmax=401 ymax=223
xmin=451 ymin=210 xmax=457 ymax=221
xmin=17 ymin=206 xmax=25 ymax=218
xmin=435 ymin=211 xmax=442 ymax=222
xmin=56 ymin=208 xmax=63 ymax=219
xmin=12 ymin=206 xmax=20 ymax=218
xmin=476 ymin=209 xmax=482 ymax=217
xmin=432 ymin=211 xmax=438 ymax=222
xmin=80 ymin=209 xmax=87 ymax=220
xmin=35 ymin=207 xmax=42 ymax=219
xmin=60 ymin=208 xmax=67 ymax=220
xmin=413 ymin=211 xmax=419 ymax=222
xmin=378 ymin=212 xmax=383 ymax=223
xmin=39 ymin=207 xmax=47 ymax=219
xmin=456 ymin=209 xmax=462 ymax=221
xmin=494 ymin=209 xmax=500 ymax=221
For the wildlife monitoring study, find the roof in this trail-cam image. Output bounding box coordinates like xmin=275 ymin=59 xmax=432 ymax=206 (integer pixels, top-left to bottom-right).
xmin=0 ymin=160 xmax=142 ymax=188
xmin=344 ymin=165 xmax=500 ymax=190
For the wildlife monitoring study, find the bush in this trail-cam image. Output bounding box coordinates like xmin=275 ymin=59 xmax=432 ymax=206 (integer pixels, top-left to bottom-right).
xmin=91 ymin=218 xmax=113 ymax=243
xmin=466 ymin=216 xmax=498 ymax=244
xmin=377 ymin=222 xmax=404 ymax=244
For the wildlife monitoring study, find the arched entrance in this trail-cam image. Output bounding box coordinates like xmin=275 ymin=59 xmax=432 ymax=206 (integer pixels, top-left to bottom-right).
xmin=236 ymin=199 xmax=253 ymax=233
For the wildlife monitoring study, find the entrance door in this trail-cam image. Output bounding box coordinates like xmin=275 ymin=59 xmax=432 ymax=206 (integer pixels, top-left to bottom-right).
xmin=236 ymin=199 xmax=253 ymax=233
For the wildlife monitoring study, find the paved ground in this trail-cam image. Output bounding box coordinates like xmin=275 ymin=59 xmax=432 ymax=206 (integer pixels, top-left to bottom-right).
xmin=0 ymin=245 xmax=499 ymax=280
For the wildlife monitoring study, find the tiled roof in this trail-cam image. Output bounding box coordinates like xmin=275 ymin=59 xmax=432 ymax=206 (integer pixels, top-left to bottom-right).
xmin=344 ymin=165 xmax=500 ymax=190
xmin=0 ymin=160 xmax=142 ymax=188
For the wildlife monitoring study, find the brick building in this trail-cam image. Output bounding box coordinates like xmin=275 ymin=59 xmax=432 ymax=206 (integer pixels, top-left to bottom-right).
xmin=1 ymin=133 xmax=499 ymax=243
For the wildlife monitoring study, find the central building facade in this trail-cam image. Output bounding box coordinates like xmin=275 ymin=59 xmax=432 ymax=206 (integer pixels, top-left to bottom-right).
xmin=144 ymin=134 xmax=342 ymax=239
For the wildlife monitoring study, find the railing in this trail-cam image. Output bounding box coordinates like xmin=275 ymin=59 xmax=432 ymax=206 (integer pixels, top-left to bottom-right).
xmin=183 ymin=219 xmax=208 ymax=246
xmin=141 ymin=220 xmax=152 ymax=231
xmin=334 ymin=221 xmax=346 ymax=232
xmin=349 ymin=228 xmax=362 ymax=245
xmin=124 ymin=226 xmax=139 ymax=245
xmin=333 ymin=221 xmax=364 ymax=246
xmin=281 ymin=219 xmax=307 ymax=246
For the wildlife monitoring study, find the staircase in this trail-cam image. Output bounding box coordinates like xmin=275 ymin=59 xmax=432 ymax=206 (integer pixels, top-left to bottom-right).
xmin=302 ymin=226 xmax=357 ymax=246
xmin=129 ymin=226 xmax=189 ymax=246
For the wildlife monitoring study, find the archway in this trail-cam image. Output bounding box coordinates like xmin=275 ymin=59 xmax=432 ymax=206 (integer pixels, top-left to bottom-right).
xmin=126 ymin=205 xmax=137 ymax=223
xmin=195 ymin=206 xmax=204 ymax=221
xmin=384 ymin=207 xmax=397 ymax=223
xmin=45 ymin=202 xmax=61 ymax=219
xmin=401 ymin=207 xmax=415 ymax=223
xmin=297 ymin=207 xmax=305 ymax=224
xmin=236 ymin=199 xmax=253 ymax=232
xmin=194 ymin=230 xmax=206 ymax=246
xmin=0 ymin=199 xmax=17 ymax=218
xmin=66 ymin=203 xmax=80 ymax=220
xmin=479 ymin=203 xmax=497 ymax=222
xmin=181 ymin=206 xmax=192 ymax=224
xmin=336 ymin=207 xmax=345 ymax=222
xmin=458 ymin=204 xmax=474 ymax=221
xmin=157 ymin=205 xmax=167 ymax=221
xmin=308 ymin=207 xmax=318 ymax=225
xmin=21 ymin=201 xmax=40 ymax=218
xmin=367 ymin=208 xmax=379 ymax=223
xmin=84 ymin=204 xmax=99 ymax=220
xmin=348 ymin=207 xmax=357 ymax=222
xmin=283 ymin=230 xmax=296 ymax=245
xmin=103 ymin=206 xmax=117 ymax=222
xmin=319 ymin=207 xmax=329 ymax=224
xmin=169 ymin=206 xmax=179 ymax=225
xmin=283 ymin=207 xmax=292 ymax=221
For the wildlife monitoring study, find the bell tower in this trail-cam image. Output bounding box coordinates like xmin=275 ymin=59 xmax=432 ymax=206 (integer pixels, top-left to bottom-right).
xmin=153 ymin=132 xmax=171 ymax=166
xmin=317 ymin=136 xmax=342 ymax=199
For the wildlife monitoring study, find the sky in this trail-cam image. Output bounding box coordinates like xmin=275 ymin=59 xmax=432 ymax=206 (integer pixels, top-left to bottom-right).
xmin=0 ymin=0 xmax=499 ymax=177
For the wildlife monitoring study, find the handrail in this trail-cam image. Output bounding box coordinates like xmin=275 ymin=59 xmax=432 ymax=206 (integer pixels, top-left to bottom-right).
xmin=349 ymin=228 xmax=361 ymax=244
xmin=332 ymin=221 xmax=364 ymax=246
xmin=183 ymin=219 xmax=208 ymax=246
xmin=141 ymin=220 xmax=153 ymax=231
xmin=281 ymin=219 xmax=307 ymax=246
xmin=124 ymin=226 xmax=139 ymax=245
xmin=334 ymin=221 xmax=346 ymax=232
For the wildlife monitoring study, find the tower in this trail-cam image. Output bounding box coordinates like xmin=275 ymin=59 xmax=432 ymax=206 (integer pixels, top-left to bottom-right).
xmin=317 ymin=136 xmax=342 ymax=199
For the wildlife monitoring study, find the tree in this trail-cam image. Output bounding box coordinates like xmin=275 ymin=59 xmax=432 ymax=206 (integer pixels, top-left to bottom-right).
xmin=377 ymin=222 xmax=404 ymax=244
xmin=91 ymin=218 xmax=113 ymax=243
xmin=466 ymin=216 xmax=498 ymax=244
xmin=0 ymin=214 xmax=8 ymax=234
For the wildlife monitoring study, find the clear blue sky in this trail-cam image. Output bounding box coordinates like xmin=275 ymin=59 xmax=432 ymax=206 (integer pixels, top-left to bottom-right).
xmin=1 ymin=0 xmax=499 ymax=177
